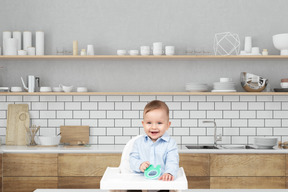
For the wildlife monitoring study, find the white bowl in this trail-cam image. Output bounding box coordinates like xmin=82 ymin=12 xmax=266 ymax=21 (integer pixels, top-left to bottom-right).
xmin=254 ymin=137 xmax=278 ymax=148
xmin=273 ymin=33 xmax=288 ymax=55
xmin=38 ymin=136 xmax=61 ymax=146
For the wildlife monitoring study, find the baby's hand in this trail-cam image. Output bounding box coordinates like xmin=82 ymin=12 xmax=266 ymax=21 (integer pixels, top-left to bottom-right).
xmin=158 ymin=173 xmax=174 ymax=181
xmin=140 ymin=161 xmax=150 ymax=172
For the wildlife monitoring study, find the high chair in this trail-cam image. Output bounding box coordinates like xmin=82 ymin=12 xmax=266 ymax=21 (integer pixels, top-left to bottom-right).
xmin=100 ymin=135 xmax=188 ymax=192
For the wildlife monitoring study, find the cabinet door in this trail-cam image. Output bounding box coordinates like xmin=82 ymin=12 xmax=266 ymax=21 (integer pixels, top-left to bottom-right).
xmin=58 ymin=177 xmax=101 ymax=189
xmin=211 ymin=177 xmax=286 ymax=189
xmin=210 ymin=154 xmax=285 ymax=176
xmin=58 ymin=153 xmax=121 ymax=176
xmin=3 ymin=177 xmax=58 ymax=192
xmin=3 ymin=153 xmax=58 ymax=177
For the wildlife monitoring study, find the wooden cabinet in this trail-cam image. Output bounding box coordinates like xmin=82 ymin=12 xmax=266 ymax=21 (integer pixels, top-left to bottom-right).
xmin=58 ymin=153 xmax=121 ymax=189
xmin=210 ymin=154 xmax=286 ymax=189
xmin=179 ymin=154 xmax=209 ymax=189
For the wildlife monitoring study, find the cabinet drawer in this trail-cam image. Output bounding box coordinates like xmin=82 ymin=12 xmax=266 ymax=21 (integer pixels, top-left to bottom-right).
xmin=179 ymin=154 xmax=209 ymax=176
xmin=3 ymin=177 xmax=58 ymax=192
xmin=3 ymin=153 xmax=58 ymax=177
xmin=58 ymin=177 xmax=101 ymax=189
xmin=210 ymin=154 xmax=285 ymax=176
xmin=211 ymin=177 xmax=286 ymax=189
xmin=58 ymin=153 xmax=121 ymax=176
xmin=186 ymin=176 xmax=209 ymax=189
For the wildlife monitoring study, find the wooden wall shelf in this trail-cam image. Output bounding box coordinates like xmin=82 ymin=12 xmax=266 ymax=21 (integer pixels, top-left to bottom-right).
xmin=0 ymin=55 xmax=287 ymax=59
xmin=0 ymin=92 xmax=287 ymax=95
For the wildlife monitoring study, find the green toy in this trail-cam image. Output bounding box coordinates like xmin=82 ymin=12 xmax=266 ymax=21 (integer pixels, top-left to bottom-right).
xmin=144 ymin=165 xmax=161 ymax=179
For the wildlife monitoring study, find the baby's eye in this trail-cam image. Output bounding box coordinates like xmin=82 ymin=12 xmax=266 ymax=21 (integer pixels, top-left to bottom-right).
xmin=158 ymin=122 xmax=162 ymax=124
xmin=147 ymin=122 xmax=151 ymax=124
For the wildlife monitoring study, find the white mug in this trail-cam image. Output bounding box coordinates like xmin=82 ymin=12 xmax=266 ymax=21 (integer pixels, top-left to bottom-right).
xmin=10 ymin=87 xmax=22 ymax=92
xmin=129 ymin=50 xmax=139 ymax=56
xmin=165 ymin=46 xmax=175 ymax=55
xmin=18 ymin=50 xmax=27 ymax=56
xmin=153 ymin=42 xmax=163 ymax=50
xmin=77 ymin=87 xmax=88 ymax=92
xmin=87 ymin=45 xmax=94 ymax=55
xmin=27 ymin=47 xmax=36 ymax=55
xmin=220 ymin=77 xmax=232 ymax=82
xmin=251 ymin=47 xmax=260 ymax=55
xmin=140 ymin=46 xmax=150 ymax=55
xmin=153 ymin=49 xmax=164 ymax=56
xmin=117 ymin=50 xmax=127 ymax=56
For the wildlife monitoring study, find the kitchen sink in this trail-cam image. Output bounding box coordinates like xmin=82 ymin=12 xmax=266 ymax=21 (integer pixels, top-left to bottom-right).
xmin=186 ymin=145 xmax=219 ymax=149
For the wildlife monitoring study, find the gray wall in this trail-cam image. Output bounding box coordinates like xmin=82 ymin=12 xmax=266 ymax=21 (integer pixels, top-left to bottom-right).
xmin=1 ymin=0 xmax=287 ymax=92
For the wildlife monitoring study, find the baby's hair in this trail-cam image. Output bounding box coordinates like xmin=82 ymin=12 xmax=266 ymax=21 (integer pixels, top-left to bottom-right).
xmin=143 ymin=100 xmax=169 ymax=119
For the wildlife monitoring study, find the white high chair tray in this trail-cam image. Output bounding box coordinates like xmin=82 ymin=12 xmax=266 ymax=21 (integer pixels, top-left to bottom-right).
xmin=100 ymin=167 xmax=188 ymax=190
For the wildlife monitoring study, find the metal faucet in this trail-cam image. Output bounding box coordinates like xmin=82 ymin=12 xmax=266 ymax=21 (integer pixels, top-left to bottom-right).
xmin=203 ymin=120 xmax=222 ymax=147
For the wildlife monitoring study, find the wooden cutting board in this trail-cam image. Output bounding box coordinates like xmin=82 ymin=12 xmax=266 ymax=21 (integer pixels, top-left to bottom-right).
xmin=6 ymin=104 xmax=29 ymax=145
xmin=60 ymin=126 xmax=89 ymax=144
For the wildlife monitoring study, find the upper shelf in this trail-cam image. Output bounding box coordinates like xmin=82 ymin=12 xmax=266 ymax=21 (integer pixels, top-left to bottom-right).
xmin=0 ymin=55 xmax=288 ymax=59
xmin=0 ymin=92 xmax=287 ymax=95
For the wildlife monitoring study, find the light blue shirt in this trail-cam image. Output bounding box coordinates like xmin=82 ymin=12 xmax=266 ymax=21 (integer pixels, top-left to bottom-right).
xmin=129 ymin=132 xmax=179 ymax=178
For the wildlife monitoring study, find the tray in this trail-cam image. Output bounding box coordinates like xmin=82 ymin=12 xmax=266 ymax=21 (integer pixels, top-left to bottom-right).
xmin=274 ymin=88 xmax=288 ymax=92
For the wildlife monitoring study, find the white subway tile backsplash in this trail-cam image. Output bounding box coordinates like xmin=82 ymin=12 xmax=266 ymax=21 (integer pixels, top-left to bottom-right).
xmin=82 ymin=119 xmax=97 ymax=127
xmin=65 ymin=102 xmax=81 ymax=110
xmin=115 ymin=119 xmax=131 ymax=127
xmin=232 ymin=119 xmax=248 ymax=127
xmin=265 ymin=119 xmax=281 ymax=127
xmin=107 ymin=96 xmax=122 ymax=101
xmin=48 ymin=119 xmax=64 ymax=127
xmin=123 ymin=128 xmax=139 ymax=135
xmin=90 ymin=96 xmax=106 ymax=101
xmin=257 ymin=96 xmax=272 ymax=101
xmin=282 ymin=102 xmax=288 ymax=110
xmin=73 ymin=111 xmax=90 ymax=118
xmin=123 ymin=96 xmax=139 ymax=101
xmin=57 ymin=96 xmax=73 ymax=102
xmin=82 ymin=102 xmax=97 ymax=110
xmin=248 ymin=119 xmax=265 ymax=127
xmin=190 ymin=96 xmax=206 ymax=101
xmin=48 ymin=102 xmax=64 ymax=110
xmin=156 ymin=96 xmax=173 ymax=101
xmin=170 ymin=119 xmax=181 ymax=127
xmin=73 ymin=96 xmax=89 ymax=101
xmin=274 ymin=128 xmax=288 ymax=135
xmin=65 ymin=119 xmax=81 ymax=125
xmin=257 ymin=128 xmax=273 ymax=135
xmin=265 ymin=102 xmax=281 ymax=110
xmin=240 ymin=111 xmax=256 ymax=119
xmin=223 ymin=128 xmax=239 ymax=135
xmin=181 ymin=136 xmax=197 ymax=144
xmin=40 ymin=96 xmax=56 ymax=102
xmin=90 ymin=128 xmax=106 ymax=136
xmin=32 ymin=102 xmax=47 ymax=110
xmin=173 ymin=96 xmax=189 ymax=101
xmin=40 ymin=111 xmax=56 ymax=119
xmin=182 ymin=102 xmax=197 ymax=110
xmin=23 ymin=96 xmax=39 ymax=102
xmin=7 ymin=96 xmax=22 ymax=102
xmin=107 ymin=128 xmax=122 ymax=135
xmin=90 ymin=111 xmax=106 ymax=118
xmin=89 ymin=136 xmax=98 ymax=144
xmin=115 ymin=136 xmax=131 ymax=144
xmin=231 ymin=136 xmax=247 ymax=144
xmin=0 ymin=119 xmax=6 ymax=127
xmin=0 ymin=96 xmax=6 ymax=102
xmin=98 ymin=136 xmax=114 ymax=144
xmin=215 ymin=119 xmax=231 ymax=127
xmin=39 ymin=128 xmax=56 ymax=136
xmin=223 ymin=96 xmax=239 ymax=101
xmin=199 ymin=136 xmax=214 ymax=144
xmin=0 ymin=102 xmax=13 ymax=110
xmin=107 ymin=111 xmax=122 ymax=118
xmin=166 ymin=102 xmax=181 ymax=110
xmin=207 ymin=111 xmax=222 ymax=119
xmin=274 ymin=96 xmax=288 ymax=101
xmin=32 ymin=119 xmax=48 ymax=127
xmin=232 ymin=102 xmax=248 ymax=110
xmin=132 ymin=119 xmax=142 ymax=127
xmin=115 ymin=102 xmax=131 ymax=110
xmin=123 ymin=111 xmax=139 ymax=119
xmin=240 ymin=128 xmax=256 ymax=136
xmin=173 ymin=111 xmax=189 ymax=119
xmin=223 ymin=111 xmax=239 ymax=118
xmin=257 ymin=111 xmax=272 ymax=118
xmin=0 ymin=128 xmax=6 ymax=135
xmin=131 ymin=102 xmax=146 ymax=110
xmin=99 ymin=119 xmax=114 ymax=127
xmin=190 ymin=111 xmax=206 ymax=119
xmin=190 ymin=128 xmax=206 ymax=135
xmin=173 ymin=128 xmax=189 ymax=135
xmin=215 ymin=102 xmax=231 ymax=110
xmin=0 ymin=111 xmax=6 ymax=119
xmin=140 ymin=96 xmax=155 ymax=101
xmin=57 ymin=111 xmax=73 ymax=119
xmin=274 ymin=111 xmax=288 ymax=119
xmin=282 ymin=119 xmax=288 ymax=126
xmin=240 ymin=96 xmax=256 ymax=102
xmin=207 ymin=96 xmax=222 ymax=101
xmin=182 ymin=119 xmax=197 ymax=127
xmin=198 ymin=102 xmax=214 ymax=110
xmin=99 ymin=102 xmax=114 ymax=110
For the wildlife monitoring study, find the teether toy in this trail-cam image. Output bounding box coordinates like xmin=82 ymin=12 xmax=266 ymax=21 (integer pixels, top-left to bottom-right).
xmin=144 ymin=164 xmax=161 ymax=179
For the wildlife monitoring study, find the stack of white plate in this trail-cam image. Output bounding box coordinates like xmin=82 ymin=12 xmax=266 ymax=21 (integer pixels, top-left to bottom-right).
xmin=254 ymin=137 xmax=278 ymax=149
xmin=211 ymin=78 xmax=236 ymax=92
xmin=185 ymin=82 xmax=208 ymax=92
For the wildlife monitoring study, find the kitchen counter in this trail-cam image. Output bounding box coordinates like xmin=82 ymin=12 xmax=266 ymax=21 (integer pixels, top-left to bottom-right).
xmin=0 ymin=145 xmax=287 ymax=153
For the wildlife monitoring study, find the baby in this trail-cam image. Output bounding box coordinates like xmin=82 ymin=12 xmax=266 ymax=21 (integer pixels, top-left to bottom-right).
xmin=129 ymin=100 xmax=179 ymax=181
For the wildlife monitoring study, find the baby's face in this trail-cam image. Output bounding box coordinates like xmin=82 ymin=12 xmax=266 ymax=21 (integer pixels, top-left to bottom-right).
xmin=142 ymin=109 xmax=171 ymax=142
